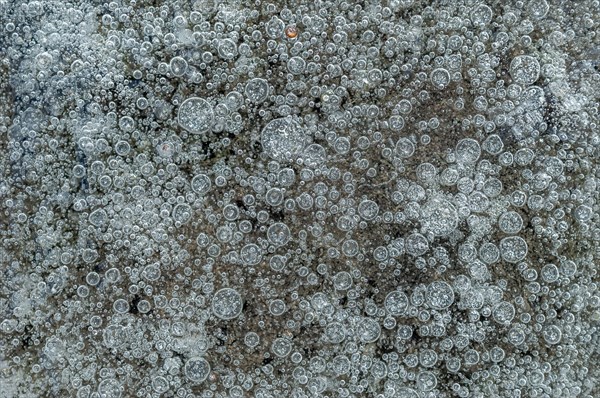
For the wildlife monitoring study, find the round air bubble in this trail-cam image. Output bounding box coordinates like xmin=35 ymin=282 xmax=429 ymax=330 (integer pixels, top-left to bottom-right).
xmin=460 ymin=288 xmax=484 ymax=309
xmin=384 ymin=290 xmax=409 ymax=316
xmin=170 ymin=56 xmax=188 ymax=76
xmin=113 ymin=299 xmax=129 ymax=314
xmin=35 ymin=51 xmax=53 ymax=69
xmin=541 ymin=263 xmax=559 ymax=283
xmin=464 ymin=349 xmax=480 ymax=366
xmin=185 ymin=357 xmax=210 ymax=382
xmin=72 ymin=164 xmax=86 ymax=178
xmin=469 ymin=260 xmax=490 ymax=281
xmin=216 ymin=225 xmax=233 ymax=243
xmin=337 ymin=215 xmax=357 ymax=232
xmin=560 ymin=260 xmax=577 ymax=277
xmin=574 ymin=205 xmax=593 ymax=222
xmin=245 ymin=78 xmax=269 ymax=103
xmin=302 ymin=143 xmax=326 ymax=168
xmin=405 ymin=233 xmax=429 ymax=257
xmin=498 ymin=211 xmax=523 ymax=234
xmin=482 ymin=134 xmax=504 ymax=154
xmin=102 ymin=325 xmax=126 ymax=349
xmin=430 ymin=67 xmax=451 ymax=89
xmin=341 ymin=239 xmax=359 ymax=257
xmin=333 ymin=271 xmax=353 ymax=290
xmin=267 ymin=222 xmax=291 ymax=246
xmin=265 ymin=187 xmax=284 ymax=206
xmin=114 ymin=140 xmax=130 ymax=156
xmin=211 ymin=288 xmax=243 ymax=320
xmin=278 ymin=168 xmax=296 ymax=186
xmin=178 ymin=97 xmax=214 ymax=134
xmin=499 ymin=236 xmax=528 ymax=263
xmin=543 ymin=325 xmax=562 ymax=345
xmin=416 ymin=370 xmax=437 ymax=391
xmin=105 ymin=268 xmax=120 ymax=283
xmin=287 ymin=56 xmax=306 ymax=75
xmin=271 ymin=337 xmax=292 ymax=357
xmin=469 ymin=191 xmax=490 ymax=212
xmin=389 ymin=115 xmax=405 ymax=131
xmin=356 ymin=317 xmax=381 ymax=343
xmin=492 ymin=301 xmax=515 ymax=324
xmin=261 ymin=117 xmax=307 ymax=162
xmin=244 ymin=332 xmax=260 ymax=348
xmin=471 ymin=4 xmax=492 ymax=25
xmin=325 ymin=321 xmax=346 ymax=343
xmin=89 ymin=208 xmax=108 ymax=227
xmin=334 ymin=137 xmax=351 ymax=154
xmin=266 ymin=16 xmax=285 ymax=38
xmin=457 ymin=177 xmax=474 ymax=194
xmin=137 ymin=300 xmax=151 ymax=313
xmin=455 ymin=138 xmax=481 ymax=164
xmin=515 ymin=148 xmax=535 ymax=166
xmin=269 ymin=255 xmax=287 ymax=272
xmin=152 ymin=376 xmax=169 ymax=393
xmin=225 ymin=91 xmax=244 ymax=111
xmin=296 ymin=192 xmax=314 ymax=210
xmin=332 ymin=355 xmax=351 ymax=375
xmin=239 ymin=220 xmax=252 ymax=234
xmin=419 ymin=349 xmax=438 ymax=368
xmin=483 ymin=178 xmax=503 ymax=197
xmin=311 ymin=293 xmax=333 ymax=314
xmin=479 ymin=242 xmax=499 ymax=264
xmin=172 ymin=203 xmax=192 ymax=224
xmin=269 ymin=299 xmax=286 ymax=316
xmin=490 ymin=346 xmax=505 ymax=362
xmin=358 ymin=199 xmax=379 ymax=220
xmin=427 ymin=281 xmax=455 ymax=310
xmin=528 ymin=0 xmax=549 ymax=19
xmin=446 ymin=357 xmax=461 ymax=373
xmin=97 ymin=378 xmax=121 ymax=398
xmin=240 ymin=244 xmax=262 ymax=266
xmin=222 ymin=204 xmax=240 ymax=221
xmin=191 ymin=174 xmax=211 ymax=195
xmin=453 ymin=274 xmax=472 ymax=292
xmin=142 ymin=264 xmax=161 ymax=281
xmin=510 ymin=55 xmax=540 ymax=86
xmin=397 ymin=325 xmax=413 ymax=341
xmin=218 ymin=38 xmax=238 ymax=60
xmin=544 ymin=156 xmax=564 ymax=177
xmin=118 ymin=116 xmax=135 ymax=132
xmin=373 ymin=246 xmax=388 ymax=262
xmin=529 ymin=370 xmax=545 ymax=386
xmin=156 ymin=142 xmax=175 ymax=158
xmin=398 ymin=99 xmax=412 ymax=114
xmin=440 ymin=167 xmax=459 ymax=186
xmin=421 ymin=197 xmax=458 ymax=237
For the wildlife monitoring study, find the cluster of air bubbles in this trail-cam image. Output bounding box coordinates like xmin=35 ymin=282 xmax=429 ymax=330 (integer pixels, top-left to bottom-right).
xmin=0 ymin=0 xmax=598 ymax=397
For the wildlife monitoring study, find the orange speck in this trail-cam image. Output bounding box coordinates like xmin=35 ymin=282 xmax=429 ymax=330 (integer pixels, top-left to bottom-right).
xmin=285 ymin=25 xmax=298 ymax=39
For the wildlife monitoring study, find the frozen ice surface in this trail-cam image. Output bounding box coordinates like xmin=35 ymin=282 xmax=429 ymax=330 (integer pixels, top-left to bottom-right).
xmin=0 ymin=0 xmax=599 ymax=397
